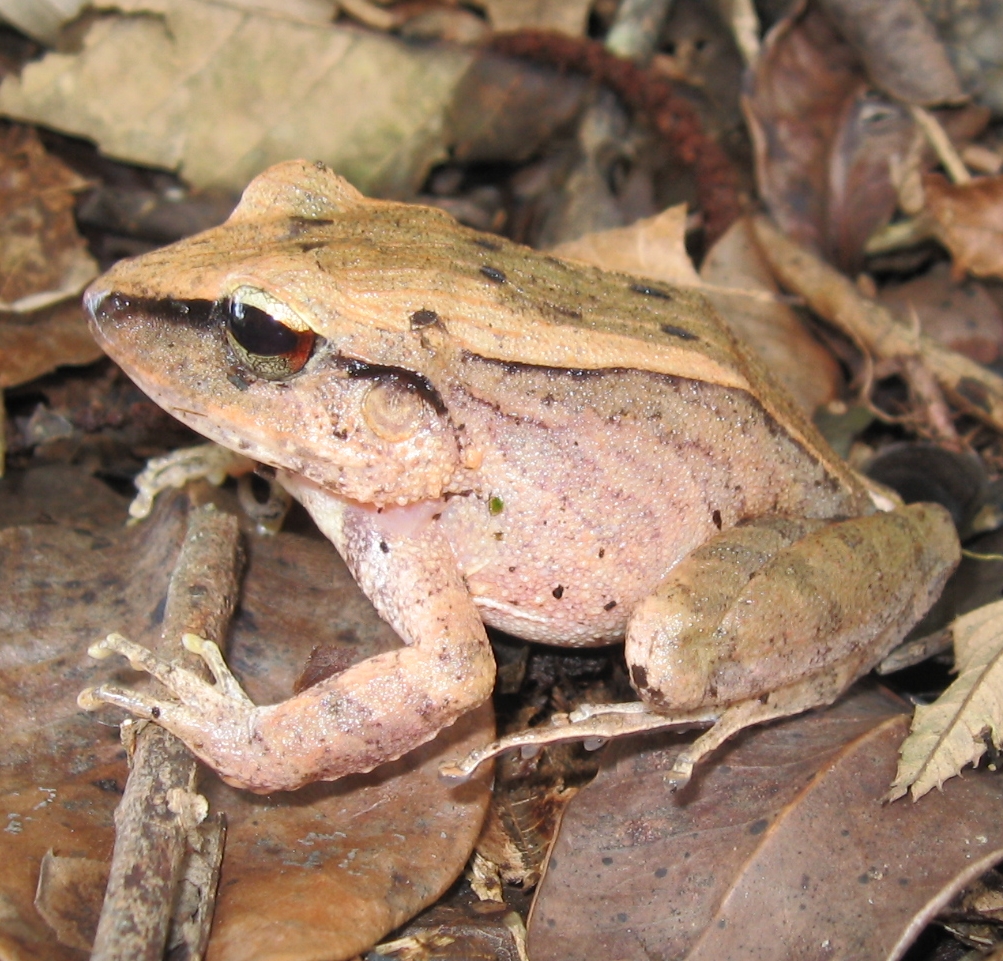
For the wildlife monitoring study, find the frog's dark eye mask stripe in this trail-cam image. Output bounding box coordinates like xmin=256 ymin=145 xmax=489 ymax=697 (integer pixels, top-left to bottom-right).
xmin=92 ymin=294 xmax=448 ymax=412
xmin=91 ymin=294 xmax=322 ymax=382
xmin=91 ymin=293 xmax=216 ymax=329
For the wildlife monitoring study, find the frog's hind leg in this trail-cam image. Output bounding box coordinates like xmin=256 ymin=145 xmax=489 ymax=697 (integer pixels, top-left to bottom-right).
xmin=623 ymin=503 xmax=960 ymax=781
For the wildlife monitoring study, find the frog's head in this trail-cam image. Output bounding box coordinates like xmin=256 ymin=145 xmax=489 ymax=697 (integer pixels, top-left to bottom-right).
xmin=84 ymin=161 xmax=466 ymax=507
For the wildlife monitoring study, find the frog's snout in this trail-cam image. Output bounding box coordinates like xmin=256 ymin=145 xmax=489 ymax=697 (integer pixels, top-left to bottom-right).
xmin=83 ymin=285 xmax=109 ymax=319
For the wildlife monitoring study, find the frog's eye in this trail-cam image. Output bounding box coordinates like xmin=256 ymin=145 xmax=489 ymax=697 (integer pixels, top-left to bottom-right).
xmin=223 ymin=299 xmax=316 ymax=380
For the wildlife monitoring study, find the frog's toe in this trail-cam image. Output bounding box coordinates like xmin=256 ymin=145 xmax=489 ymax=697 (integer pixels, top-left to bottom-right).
xmin=83 ymin=631 xmax=253 ymax=715
xmin=181 ymin=633 xmax=252 ymax=703
xmin=88 ymin=632 xmax=171 ymax=676
xmin=77 ymin=681 xmax=178 ymax=720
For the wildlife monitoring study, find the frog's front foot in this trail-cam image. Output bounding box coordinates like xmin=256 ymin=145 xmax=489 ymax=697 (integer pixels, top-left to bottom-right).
xmin=79 ymin=632 xmax=267 ymax=788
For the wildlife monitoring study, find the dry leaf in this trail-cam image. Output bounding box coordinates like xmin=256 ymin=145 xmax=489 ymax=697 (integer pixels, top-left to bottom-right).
xmin=447 ymin=50 xmax=587 ymax=166
xmin=0 ymin=0 xmax=473 ymax=195
xmin=816 ymin=0 xmax=965 ymax=105
xmin=0 ymin=299 xmax=104 ymax=389
xmin=877 ymin=261 xmax=1003 ymax=365
xmin=529 ymin=687 xmax=1003 ymax=961
xmin=550 ymin=204 xmax=702 ymax=287
xmin=0 ymin=125 xmax=96 ymax=312
xmin=701 ymin=216 xmax=842 ymax=413
xmin=889 ymin=598 xmax=1003 ymax=801
xmin=923 ymin=172 xmax=1003 ymax=279
xmin=743 ymin=1 xmax=917 ymax=271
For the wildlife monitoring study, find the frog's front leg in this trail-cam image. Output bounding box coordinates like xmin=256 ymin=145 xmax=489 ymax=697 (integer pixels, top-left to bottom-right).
xmin=80 ymin=497 xmax=495 ymax=794
xmin=622 ymin=502 xmax=960 ymax=781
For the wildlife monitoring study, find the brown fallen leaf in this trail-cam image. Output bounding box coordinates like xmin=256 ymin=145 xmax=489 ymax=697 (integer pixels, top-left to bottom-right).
xmin=0 ymin=125 xmax=96 ymax=312
xmin=923 ymin=172 xmax=1003 ymax=279
xmin=816 ymin=0 xmax=965 ymax=106
xmin=0 ymin=487 xmax=492 ymax=961
xmin=0 ymin=0 xmax=473 ymax=196
xmin=877 ymin=261 xmax=1003 ymax=365
xmin=889 ymin=598 xmax=1003 ymax=801
xmin=550 ymin=204 xmax=702 ymax=286
xmin=701 ymin=216 xmax=842 ymax=414
xmin=446 ymin=49 xmax=587 ymax=168
xmin=743 ymin=0 xmax=916 ymax=271
xmin=528 ymin=686 xmax=1003 ymax=961
xmin=0 ymin=298 xmax=104 ymax=389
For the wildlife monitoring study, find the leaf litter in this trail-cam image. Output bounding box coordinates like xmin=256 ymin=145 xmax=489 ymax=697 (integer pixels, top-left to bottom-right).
xmin=5 ymin=0 xmax=1003 ymax=957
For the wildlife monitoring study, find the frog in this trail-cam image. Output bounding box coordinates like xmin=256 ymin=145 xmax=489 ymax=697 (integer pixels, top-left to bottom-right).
xmin=79 ymin=159 xmax=960 ymax=794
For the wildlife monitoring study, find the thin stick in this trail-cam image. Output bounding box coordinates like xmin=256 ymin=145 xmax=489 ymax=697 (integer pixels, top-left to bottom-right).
xmin=877 ymin=628 xmax=952 ymax=674
xmin=90 ymin=502 xmax=244 ymax=961
xmin=909 ymin=105 xmax=971 ymax=185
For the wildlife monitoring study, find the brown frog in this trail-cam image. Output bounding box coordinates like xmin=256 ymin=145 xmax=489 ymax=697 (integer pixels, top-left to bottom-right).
xmin=80 ymin=160 xmax=959 ymax=793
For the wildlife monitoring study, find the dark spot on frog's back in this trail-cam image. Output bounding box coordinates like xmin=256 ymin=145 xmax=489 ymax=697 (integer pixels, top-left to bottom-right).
xmin=94 ymin=294 xmax=216 ymax=330
xmin=480 ymin=265 xmax=507 ymax=284
xmin=474 ymin=236 xmax=501 ymax=252
xmin=660 ymin=323 xmax=698 ymax=341
xmin=286 ymin=216 xmax=335 ymax=238
xmin=409 ymin=309 xmax=440 ymax=330
xmin=630 ymin=282 xmax=674 ymax=301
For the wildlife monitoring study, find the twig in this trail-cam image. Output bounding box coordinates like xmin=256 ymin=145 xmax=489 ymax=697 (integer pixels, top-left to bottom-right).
xmin=909 ymin=105 xmax=971 ymax=185
xmin=877 ymin=628 xmax=952 ymax=674
xmin=90 ymin=502 xmax=244 ymax=961
xmin=719 ymin=0 xmax=761 ymax=66
xmin=751 ymin=215 xmax=1003 ymax=434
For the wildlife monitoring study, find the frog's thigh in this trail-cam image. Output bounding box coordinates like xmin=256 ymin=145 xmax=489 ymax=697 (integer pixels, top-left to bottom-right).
xmin=625 ymin=503 xmax=959 ymax=713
